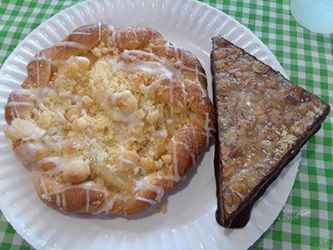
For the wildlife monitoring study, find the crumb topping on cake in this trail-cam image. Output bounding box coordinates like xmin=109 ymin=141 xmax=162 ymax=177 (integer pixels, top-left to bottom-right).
xmin=212 ymin=37 xmax=329 ymax=217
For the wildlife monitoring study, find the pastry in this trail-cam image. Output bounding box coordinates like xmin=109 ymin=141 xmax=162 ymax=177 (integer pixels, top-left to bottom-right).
xmin=211 ymin=36 xmax=330 ymax=227
xmin=4 ymin=24 xmax=215 ymax=215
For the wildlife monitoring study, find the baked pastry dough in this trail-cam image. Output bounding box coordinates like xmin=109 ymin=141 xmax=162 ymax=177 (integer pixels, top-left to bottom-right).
xmin=4 ymin=24 xmax=215 ymax=215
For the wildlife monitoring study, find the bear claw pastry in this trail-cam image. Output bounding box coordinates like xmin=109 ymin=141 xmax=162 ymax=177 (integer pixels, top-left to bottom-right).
xmin=4 ymin=24 xmax=215 ymax=216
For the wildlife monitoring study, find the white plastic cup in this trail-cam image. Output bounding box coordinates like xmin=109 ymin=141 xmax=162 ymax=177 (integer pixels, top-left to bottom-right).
xmin=290 ymin=0 xmax=333 ymax=34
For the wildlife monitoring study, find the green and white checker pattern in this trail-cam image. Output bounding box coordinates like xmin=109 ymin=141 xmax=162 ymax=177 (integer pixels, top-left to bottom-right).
xmin=0 ymin=0 xmax=332 ymax=249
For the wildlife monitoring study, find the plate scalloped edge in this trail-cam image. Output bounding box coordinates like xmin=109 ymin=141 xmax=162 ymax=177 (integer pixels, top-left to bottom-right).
xmin=0 ymin=0 xmax=299 ymax=249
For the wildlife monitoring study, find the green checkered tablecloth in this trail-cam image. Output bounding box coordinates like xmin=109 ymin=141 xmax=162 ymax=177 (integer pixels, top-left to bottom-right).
xmin=0 ymin=0 xmax=332 ymax=249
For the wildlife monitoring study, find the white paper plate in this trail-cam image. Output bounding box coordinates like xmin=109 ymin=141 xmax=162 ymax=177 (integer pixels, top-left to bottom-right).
xmin=0 ymin=0 xmax=301 ymax=249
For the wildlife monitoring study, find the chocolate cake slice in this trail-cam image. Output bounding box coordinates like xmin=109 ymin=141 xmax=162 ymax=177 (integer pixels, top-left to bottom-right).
xmin=211 ymin=36 xmax=330 ymax=228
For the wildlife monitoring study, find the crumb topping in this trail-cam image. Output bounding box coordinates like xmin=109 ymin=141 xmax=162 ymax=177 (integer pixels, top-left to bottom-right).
xmin=212 ymin=40 xmax=327 ymax=216
xmin=5 ymin=39 xmax=211 ymax=204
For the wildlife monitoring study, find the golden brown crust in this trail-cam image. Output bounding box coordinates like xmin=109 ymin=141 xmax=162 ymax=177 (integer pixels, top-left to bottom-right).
xmin=5 ymin=24 xmax=215 ymax=216
xmin=22 ymin=24 xmax=112 ymax=89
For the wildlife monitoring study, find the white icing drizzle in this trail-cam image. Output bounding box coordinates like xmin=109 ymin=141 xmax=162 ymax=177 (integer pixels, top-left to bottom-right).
xmin=61 ymin=192 xmax=67 ymax=209
xmin=110 ymin=90 xmax=132 ymax=105
xmin=36 ymin=51 xmax=41 ymax=85
xmin=165 ymin=44 xmax=189 ymax=107
xmin=119 ymin=157 xmax=136 ymax=166
xmin=47 ymin=55 xmax=52 ymax=81
xmin=24 ymin=47 xmax=75 ymax=90
xmin=122 ymin=49 xmax=207 ymax=111
xmin=174 ymin=60 xmax=206 ymax=77
xmin=171 ymin=137 xmax=179 ymax=178
xmin=107 ymin=51 xmax=186 ymax=114
xmin=137 ymin=196 xmax=157 ymax=206
xmin=126 ymin=60 xmax=174 ymax=78
xmin=33 ymin=53 xmax=52 ymax=86
xmin=130 ymin=27 xmax=139 ymax=44
xmin=31 ymin=57 xmax=67 ymax=67
xmin=154 ymin=44 xmax=206 ymax=99
xmin=100 ymin=195 xmax=116 ymax=214
xmin=97 ymin=21 xmax=102 ymax=42
xmin=174 ymin=140 xmax=195 ymax=165
xmin=134 ymin=176 xmax=167 ymax=208
xmin=189 ymin=125 xmax=198 ymax=150
xmin=54 ymin=110 xmax=67 ymax=123
xmin=40 ymin=181 xmax=105 ymax=212
xmin=152 ymin=129 xmax=168 ymax=138
xmin=85 ymin=187 xmax=90 ymax=212
xmin=57 ymin=41 xmax=88 ymax=50
xmin=179 ymin=77 xmax=187 ymax=108
xmin=140 ymin=79 xmax=162 ymax=93
xmin=120 ymin=50 xmax=137 ymax=60
xmin=11 ymin=88 xmax=35 ymax=96
xmin=172 ymin=44 xmax=182 ymax=62
xmin=170 ymin=49 xmax=206 ymax=100
xmin=166 ymin=119 xmax=173 ymax=124
xmin=107 ymin=54 xmax=175 ymax=81
xmin=41 ymin=179 xmax=129 ymax=214
xmin=10 ymin=87 xmax=56 ymax=107
xmin=118 ymin=145 xmax=136 ymax=167
xmin=155 ymin=175 xmax=182 ymax=182
xmin=71 ymin=31 xmax=91 ymax=36
xmin=119 ymin=49 xmax=191 ymax=108
xmin=39 ymin=176 xmax=49 ymax=200
xmin=164 ymin=42 xmax=204 ymax=75
xmin=109 ymin=27 xmax=120 ymax=46
xmin=95 ymin=194 xmax=122 ymax=214
xmin=193 ymin=113 xmax=215 ymax=147
xmin=204 ymin=112 xmax=211 ymax=147
xmin=169 ymin=77 xmax=175 ymax=116
xmin=99 ymin=194 xmax=122 ymax=214
xmin=146 ymin=183 xmax=164 ymax=202
xmin=30 ymin=55 xmax=48 ymax=64
xmin=184 ymin=78 xmax=206 ymax=99
xmin=121 ymin=50 xmax=183 ymax=80
xmin=56 ymin=194 xmax=61 ymax=206
xmin=111 ymin=110 xmax=138 ymax=124
xmin=5 ymin=101 xmax=33 ymax=119
xmin=6 ymin=101 xmax=33 ymax=107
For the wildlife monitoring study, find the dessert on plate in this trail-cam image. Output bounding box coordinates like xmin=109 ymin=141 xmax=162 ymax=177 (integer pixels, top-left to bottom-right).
xmin=3 ymin=24 xmax=215 ymax=215
xmin=211 ymin=36 xmax=330 ymax=228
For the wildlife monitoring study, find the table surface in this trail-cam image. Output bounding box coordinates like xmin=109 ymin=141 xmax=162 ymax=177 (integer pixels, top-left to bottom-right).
xmin=0 ymin=0 xmax=332 ymax=249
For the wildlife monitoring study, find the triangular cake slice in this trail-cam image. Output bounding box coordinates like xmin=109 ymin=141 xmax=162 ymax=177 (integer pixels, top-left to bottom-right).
xmin=211 ymin=36 xmax=330 ymax=228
